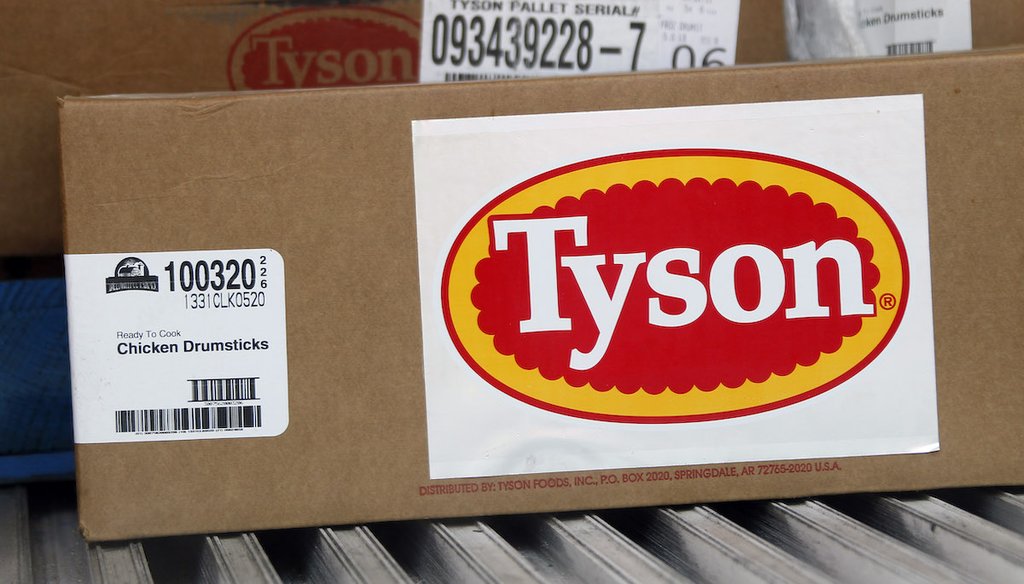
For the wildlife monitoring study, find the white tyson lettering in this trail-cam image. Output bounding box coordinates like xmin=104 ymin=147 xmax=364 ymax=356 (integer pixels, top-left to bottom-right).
xmin=490 ymin=215 xmax=874 ymax=371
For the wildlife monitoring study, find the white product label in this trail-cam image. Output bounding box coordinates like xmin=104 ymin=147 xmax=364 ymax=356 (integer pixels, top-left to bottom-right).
xmin=412 ymin=96 xmax=938 ymax=480
xmin=65 ymin=250 xmax=288 ymax=444
xmin=420 ymin=0 xmax=740 ymax=82
xmin=856 ymin=0 xmax=972 ymax=56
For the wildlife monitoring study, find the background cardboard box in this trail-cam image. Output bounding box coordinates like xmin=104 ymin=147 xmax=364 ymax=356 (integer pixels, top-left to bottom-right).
xmin=7 ymin=2 xmax=1024 ymax=255
xmin=61 ymin=47 xmax=1024 ymax=541
xmin=3 ymin=0 xmax=786 ymax=257
xmin=1 ymin=0 xmax=423 ymax=256
xmin=966 ymin=0 xmax=1024 ymax=51
xmin=0 ymin=0 xmax=423 ymax=474
xmin=0 ymin=0 xmax=788 ymax=482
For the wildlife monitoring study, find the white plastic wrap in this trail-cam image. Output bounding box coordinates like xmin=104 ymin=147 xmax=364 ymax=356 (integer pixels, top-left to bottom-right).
xmin=784 ymin=0 xmax=972 ymax=60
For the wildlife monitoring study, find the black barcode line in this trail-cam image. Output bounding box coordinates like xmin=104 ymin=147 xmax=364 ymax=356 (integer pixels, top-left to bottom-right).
xmin=114 ymin=406 xmax=262 ymax=433
xmin=887 ymin=41 xmax=934 ymax=56
xmin=443 ymin=72 xmax=527 ymax=82
xmin=188 ymin=377 xmax=259 ymax=402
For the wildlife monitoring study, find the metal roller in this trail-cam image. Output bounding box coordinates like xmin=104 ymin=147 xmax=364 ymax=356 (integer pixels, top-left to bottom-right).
xmin=13 ymin=482 xmax=1024 ymax=583
xmin=311 ymin=525 xmax=412 ymax=583
xmin=373 ymin=519 xmax=543 ymax=583
xmin=832 ymin=494 xmax=1024 ymax=582
xmin=198 ymin=533 xmax=282 ymax=584
xmin=88 ymin=543 xmax=153 ymax=584
xmin=720 ymin=499 xmax=975 ymax=583
xmin=490 ymin=512 xmax=685 ymax=583
xmin=0 ymin=486 xmax=32 ymax=584
xmin=603 ymin=505 xmax=831 ymax=583
xmin=26 ymin=483 xmax=91 ymax=583
xmin=939 ymin=489 xmax=1024 ymax=535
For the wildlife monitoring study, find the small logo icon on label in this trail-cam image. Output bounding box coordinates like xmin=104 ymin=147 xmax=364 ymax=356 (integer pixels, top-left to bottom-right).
xmin=227 ymin=7 xmax=420 ymax=90
xmin=442 ymin=149 xmax=910 ymax=423
xmin=106 ymin=257 xmax=158 ymax=293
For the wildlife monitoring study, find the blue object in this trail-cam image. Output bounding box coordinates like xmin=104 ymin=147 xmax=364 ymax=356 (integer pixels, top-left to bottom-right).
xmin=0 ymin=451 xmax=74 ymax=483
xmin=0 ymin=278 xmax=73 ymax=478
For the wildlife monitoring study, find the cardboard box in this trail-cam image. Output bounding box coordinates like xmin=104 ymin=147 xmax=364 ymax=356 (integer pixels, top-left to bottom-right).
xmin=8 ymin=2 xmax=1024 ymax=256
xmin=970 ymin=0 xmax=1024 ymax=50
xmin=737 ymin=0 xmax=787 ymax=64
xmin=1 ymin=0 xmax=796 ymax=257
xmin=0 ymin=0 xmax=782 ymax=484
xmin=60 ymin=47 xmax=1024 ymax=541
xmin=1 ymin=0 xmax=423 ymax=256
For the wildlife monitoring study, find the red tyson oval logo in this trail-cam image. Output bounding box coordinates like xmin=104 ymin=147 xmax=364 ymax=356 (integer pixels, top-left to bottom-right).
xmin=228 ymin=7 xmax=419 ymax=90
xmin=442 ymin=150 xmax=910 ymax=422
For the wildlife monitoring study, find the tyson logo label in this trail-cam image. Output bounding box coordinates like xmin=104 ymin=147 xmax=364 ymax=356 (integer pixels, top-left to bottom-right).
xmin=228 ymin=7 xmax=419 ymax=90
xmin=441 ymin=150 xmax=910 ymax=423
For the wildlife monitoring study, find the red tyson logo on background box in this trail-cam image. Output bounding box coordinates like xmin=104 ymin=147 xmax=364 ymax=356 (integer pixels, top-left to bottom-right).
xmin=228 ymin=7 xmax=420 ymax=89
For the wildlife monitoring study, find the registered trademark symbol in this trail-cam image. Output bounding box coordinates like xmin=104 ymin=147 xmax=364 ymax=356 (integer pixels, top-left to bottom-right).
xmin=879 ymin=293 xmax=897 ymax=310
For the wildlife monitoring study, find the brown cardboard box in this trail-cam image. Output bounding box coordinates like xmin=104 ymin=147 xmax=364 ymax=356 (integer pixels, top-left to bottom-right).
xmin=61 ymin=47 xmax=1024 ymax=541
xmin=2 ymin=0 xmax=793 ymax=257
xmin=1 ymin=0 xmax=423 ymax=256
xmin=8 ymin=2 xmax=1024 ymax=256
xmin=971 ymin=0 xmax=1024 ymax=50
xmin=737 ymin=0 xmax=787 ymax=63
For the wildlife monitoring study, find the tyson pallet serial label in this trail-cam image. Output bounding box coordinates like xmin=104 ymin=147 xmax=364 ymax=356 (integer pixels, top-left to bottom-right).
xmin=413 ymin=96 xmax=938 ymax=479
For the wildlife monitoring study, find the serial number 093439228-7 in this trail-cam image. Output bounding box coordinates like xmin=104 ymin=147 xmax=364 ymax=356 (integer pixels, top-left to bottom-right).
xmin=430 ymin=15 xmax=646 ymax=72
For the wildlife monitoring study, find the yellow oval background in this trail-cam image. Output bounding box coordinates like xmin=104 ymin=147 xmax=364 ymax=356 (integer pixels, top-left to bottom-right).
xmin=442 ymin=150 xmax=909 ymax=422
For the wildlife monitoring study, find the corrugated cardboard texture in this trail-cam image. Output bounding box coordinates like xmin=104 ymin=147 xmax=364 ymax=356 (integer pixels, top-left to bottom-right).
xmin=973 ymin=0 xmax=1024 ymax=50
xmin=0 ymin=0 xmax=422 ymax=256
xmin=736 ymin=0 xmax=787 ymax=64
xmin=1 ymin=0 xmax=789 ymax=257
xmin=61 ymin=49 xmax=1024 ymax=541
xmin=9 ymin=3 xmax=1024 ymax=257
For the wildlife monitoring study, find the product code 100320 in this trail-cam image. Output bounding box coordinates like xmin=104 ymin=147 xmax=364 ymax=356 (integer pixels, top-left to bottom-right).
xmin=164 ymin=257 xmax=269 ymax=292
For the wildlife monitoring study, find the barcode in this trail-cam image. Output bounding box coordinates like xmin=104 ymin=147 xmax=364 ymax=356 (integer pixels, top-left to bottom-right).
xmin=189 ymin=377 xmax=258 ymax=402
xmin=887 ymin=41 xmax=934 ymax=56
xmin=444 ymin=72 xmax=526 ymax=82
xmin=114 ymin=406 xmax=262 ymax=433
